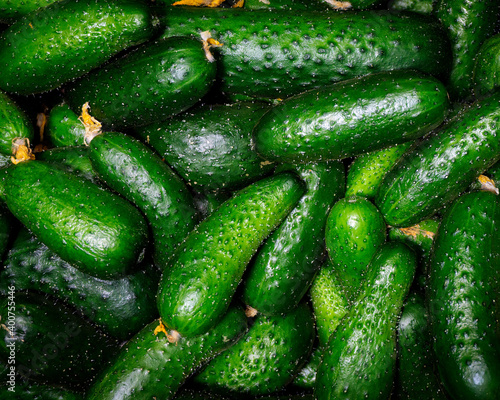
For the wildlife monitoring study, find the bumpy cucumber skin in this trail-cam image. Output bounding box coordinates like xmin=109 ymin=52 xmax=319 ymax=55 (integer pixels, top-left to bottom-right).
xmin=66 ymin=37 xmax=216 ymax=130
xmin=86 ymin=307 xmax=247 ymax=400
xmin=315 ymin=242 xmax=416 ymax=400
xmin=0 ymin=90 xmax=34 ymax=156
xmin=345 ymin=142 xmax=412 ymax=200
xmin=241 ymin=161 xmax=345 ymax=315
xmin=88 ymin=132 xmax=198 ymax=270
xmin=428 ymin=191 xmax=500 ymax=400
xmin=0 ymin=0 xmax=154 ymax=95
xmin=0 ymin=227 xmax=160 ymax=340
xmin=135 ymin=102 xmax=273 ymax=190
xmin=473 ymin=33 xmax=500 ymax=98
xmin=435 ymin=0 xmax=499 ymax=100
xmin=0 ymin=0 xmax=58 ymax=23
xmin=253 ymin=70 xmax=449 ymax=163
xmin=3 ymin=161 xmax=149 ymax=279
xmin=45 ymin=103 xmax=86 ymax=148
xmin=194 ymin=303 xmax=315 ymax=395
xmin=375 ymin=91 xmax=500 ymax=228
xmin=325 ymin=196 xmax=387 ymax=302
xmin=157 ymin=172 xmax=305 ymax=337
xmin=160 ymin=8 xmax=451 ymax=98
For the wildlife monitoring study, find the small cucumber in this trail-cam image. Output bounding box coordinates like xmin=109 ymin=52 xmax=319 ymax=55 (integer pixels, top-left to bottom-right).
xmin=253 ymin=70 xmax=449 ymax=163
xmin=0 ymin=0 xmax=154 ymax=95
xmin=315 ymin=242 xmax=416 ymax=400
xmin=241 ymin=161 xmax=345 ymax=315
xmin=473 ymin=33 xmax=500 ymax=98
xmin=0 ymin=90 xmax=34 ymax=156
xmin=45 ymin=103 xmax=86 ymax=148
xmin=375 ymin=91 xmax=500 ymax=228
xmin=194 ymin=303 xmax=315 ymax=395
xmin=3 ymin=160 xmax=149 ymax=279
xmin=157 ymin=172 xmax=305 ymax=337
xmin=66 ymin=37 xmax=217 ymax=130
xmin=428 ymin=190 xmax=500 ymax=400
xmin=86 ymin=306 xmax=247 ymax=400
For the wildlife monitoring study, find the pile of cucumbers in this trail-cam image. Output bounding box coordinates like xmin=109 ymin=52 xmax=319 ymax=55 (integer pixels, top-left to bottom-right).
xmin=0 ymin=0 xmax=498 ymax=399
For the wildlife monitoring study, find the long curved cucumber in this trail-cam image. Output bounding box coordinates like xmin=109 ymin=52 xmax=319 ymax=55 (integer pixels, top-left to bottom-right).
xmin=0 ymin=90 xmax=34 ymax=156
xmin=473 ymin=33 xmax=500 ymax=98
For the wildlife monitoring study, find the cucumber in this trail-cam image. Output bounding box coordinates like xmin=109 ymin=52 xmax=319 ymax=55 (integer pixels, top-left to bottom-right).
xmin=194 ymin=303 xmax=315 ymax=395
xmin=0 ymin=0 xmax=155 ymax=95
xmin=242 ymin=0 xmax=330 ymax=10
xmin=45 ymin=103 xmax=86 ymax=148
xmin=159 ymin=8 xmax=451 ymax=98
xmin=253 ymin=70 xmax=449 ymax=163
xmin=428 ymin=190 xmax=500 ymax=400
xmin=388 ymin=0 xmax=437 ymax=14
xmin=241 ymin=161 xmax=345 ymax=315
xmin=375 ymin=91 xmax=500 ymax=228
xmin=0 ymin=381 xmax=84 ymax=400
xmin=65 ymin=37 xmax=217 ymax=130
xmin=0 ymin=0 xmax=58 ymax=23
xmin=315 ymin=241 xmax=417 ymax=400
xmin=2 ymin=160 xmax=149 ymax=279
xmin=0 ymin=227 xmax=160 ymax=340
xmin=87 ymin=131 xmax=199 ymax=269
xmin=157 ymin=172 xmax=305 ymax=337
xmin=0 ymin=90 xmax=34 ymax=156
xmin=473 ymin=33 xmax=500 ymax=98
xmin=293 ymin=346 xmax=322 ymax=390
xmin=86 ymin=306 xmax=247 ymax=400
xmin=134 ymin=101 xmax=274 ymax=190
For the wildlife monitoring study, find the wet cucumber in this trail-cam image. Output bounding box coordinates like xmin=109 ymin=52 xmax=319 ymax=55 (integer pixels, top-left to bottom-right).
xmin=0 ymin=0 xmax=154 ymax=95
xmin=428 ymin=190 xmax=500 ymax=400
xmin=0 ymin=0 xmax=58 ymax=23
xmin=45 ymin=103 xmax=86 ymax=148
xmin=253 ymin=70 xmax=449 ymax=163
xmin=473 ymin=33 xmax=500 ymax=98
xmin=293 ymin=346 xmax=322 ymax=390
xmin=0 ymin=90 xmax=34 ymax=156
xmin=157 ymin=172 xmax=305 ymax=337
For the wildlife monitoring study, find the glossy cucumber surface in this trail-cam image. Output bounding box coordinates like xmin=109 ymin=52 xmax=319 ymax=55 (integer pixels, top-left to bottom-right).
xmin=473 ymin=33 xmax=500 ymax=98
xmin=0 ymin=90 xmax=34 ymax=156
xmin=0 ymin=0 xmax=58 ymax=23
xmin=45 ymin=103 xmax=86 ymax=148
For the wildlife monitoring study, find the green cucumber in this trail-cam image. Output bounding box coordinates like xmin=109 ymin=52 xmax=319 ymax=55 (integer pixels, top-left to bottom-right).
xmin=157 ymin=172 xmax=305 ymax=337
xmin=0 ymin=0 xmax=58 ymax=23
xmin=253 ymin=70 xmax=449 ymax=163
xmin=428 ymin=190 xmax=500 ymax=400
xmin=134 ymin=101 xmax=274 ymax=190
xmin=0 ymin=381 xmax=84 ymax=400
xmin=192 ymin=189 xmax=233 ymax=220
xmin=0 ymin=90 xmax=34 ymax=156
xmin=159 ymin=8 xmax=451 ymax=98
xmin=0 ymin=0 xmax=155 ymax=95
xmin=473 ymin=33 xmax=500 ymax=98
xmin=194 ymin=303 xmax=315 ymax=395
xmin=241 ymin=161 xmax=345 ymax=315
xmin=242 ymin=0 xmax=330 ymax=10
xmin=293 ymin=346 xmax=322 ymax=390
xmin=315 ymin=241 xmax=417 ymax=400
xmin=375 ymin=91 xmax=500 ymax=228
xmin=65 ymin=37 xmax=217 ymax=130
xmin=86 ymin=306 xmax=247 ymax=400
xmin=2 ymin=160 xmax=149 ymax=279
xmin=88 ymin=131 xmax=199 ymax=270
xmin=45 ymin=103 xmax=86 ymax=148
xmin=325 ymin=196 xmax=387 ymax=302
xmin=388 ymin=0 xmax=437 ymax=14
xmin=0 ymin=227 xmax=160 ymax=340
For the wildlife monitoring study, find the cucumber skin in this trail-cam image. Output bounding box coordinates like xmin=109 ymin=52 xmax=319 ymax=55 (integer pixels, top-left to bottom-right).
xmin=0 ymin=0 xmax=154 ymax=95
xmin=0 ymin=0 xmax=58 ymax=23
xmin=66 ymin=37 xmax=216 ymax=130
xmin=3 ymin=161 xmax=149 ymax=279
xmin=0 ymin=90 xmax=34 ymax=156
xmin=315 ymin=242 xmax=417 ymax=400
xmin=473 ymin=33 xmax=500 ymax=98
xmin=88 ymin=132 xmax=198 ymax=270
xmin=428 ymin=191 xmax=500 ymax=400
xmin=241 ymin=161 xmax=345 ymax=315
xmin=0 ymin=227 xmax=160 ymax=340
xmin=157 ymin=172 xmax=305 ymax=337
xmin=194 ymin=303 xmax=315 ymax=395
xmin=253 ymin=70 xmax=449 ymax=163
xmin=160 ymin=8 xmax=451 ymax=98
xmin=45 ymin=103 xmax=86 ymax=148
xmin=86 ymin=307 xmax=247 ymax=400
xmin=375 ymin=91 xmax=500 ymax=228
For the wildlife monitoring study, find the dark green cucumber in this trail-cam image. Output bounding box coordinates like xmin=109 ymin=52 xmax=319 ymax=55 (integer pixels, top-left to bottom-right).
xmin=45 ymin=103 xmax=86 ymax=148
xmin=0 ymin=227 xmax=160 ymax=340
xmin=375 ymin=91 xmax=500 ymax=228
xmin=2 ymin=160 xmax=149 ymax=279
xmin=0 ymin=381 xmax=84 ymax=400
xmin=0 ymin=0 xmax=154 ymax=95
xmin=325 ymin=196 xmax=387 ymax=302
xmin=0 ymin=90 xmax=34 ymax=156
xmin=65 ymin=37 xmax=217 ymax=130
xmin=345 ymin=142 xmax=412 ymax=200
xmin=134 ymin=101 xmax=274 ymax=190
xmin=473 ymin=33 xmax=500 ymax=98
xmin=192 ymin=189 xmax=233 ymax=220
xmin=435 ymin=0 xmax=499 ymax=100
xmin=86 ymin=306 xmax=247 ymax=400
xmin=253 ymin=70 xmax=449 ymax=163
xmin=160 ymin=8 xmax=451 ymax=98
xmin=0 ymin=0 xmax=58 ymax=23
xmin=157 ymin=172 xmax=305 ymax=337
xmin=241 ymin=161 xmax=345 ymax=315
xmin=428 ymin=191 xmax=500 ymax=400
xmin=293 ymin=346 xmax=322 ymax=390
xmin=388 ymin=0 xmax=437 ymax=14
xmin=315 ymin=241 xmax=417 ymax=400
xmin=194 ymin=303 xmax=315 ymax=395
xmin=88 ymin=131 xmax=198 ymax=270
xmin=0 ymin=292 xmax=118 ymax=388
